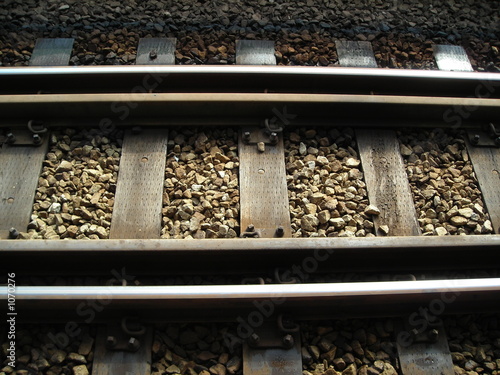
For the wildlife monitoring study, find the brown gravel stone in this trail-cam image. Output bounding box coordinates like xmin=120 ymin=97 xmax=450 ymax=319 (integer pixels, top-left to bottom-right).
xmin=25 ymin=128 xmax=122 ymax=239
xmin=162 ymin=128 xmax=239 ymax=239
xmin=1 ymin=1 xmax=498 ymax=71
xmin=152 ymin=323 xmax=242 ymax=375
xmin=446 ymin=314 xmax=500 ymax=375
xmin=399 ymin=129 xmax=493 ymax=236
xmin=285 ymin=128 xmax=375 ymax=238
xmin=302 ymin=319 xmax=400 ymax=375
xmin=0 ymin=325 xmax=95 ymax=374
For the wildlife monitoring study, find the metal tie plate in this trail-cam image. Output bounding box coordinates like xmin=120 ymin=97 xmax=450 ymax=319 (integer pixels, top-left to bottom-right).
xmin=434 ymin=45 xmax=473 ymax=72
xmin=336 ymin=40 xmax=378 ymax=68
xmin=236 ymin=40 xmax=276 ymax=65
xmin=397 ymin=321 xmax=454 ymax=375
xmin=243 ymin=322 xmax=302 ymax=375
xmin=136 ymin=38 xmax=176 ymax=65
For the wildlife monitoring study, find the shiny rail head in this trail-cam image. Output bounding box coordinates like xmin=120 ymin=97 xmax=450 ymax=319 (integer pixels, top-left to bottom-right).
xmin=0 ymin=65 xmax=500 ymax=81
xmin=3 ymin=278 xmax=500 ymax=300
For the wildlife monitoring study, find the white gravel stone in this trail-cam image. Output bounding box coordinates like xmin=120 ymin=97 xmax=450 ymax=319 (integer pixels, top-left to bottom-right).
xmin=26 ymin=128 xmax=121 ymax=240
xmin=301 ymin=214 xmax=319 ymax=232
xmin=73 ymin=365 xmax=89 ymax=375
xmin=400 ymin=129 xmax=492 ymax=236
xmin=286 ymin=128 xmax=374 ymax=238
xmin=162 ymin=129 xmax=239 ymax=239
xmin=378 ymin=225 xmax=390 ymax=235
xmin=364 ymin=204 xmax=381 ymax=216
xmin=435 ymin=227 xmax=448 ymax=236
xmin=345 ymin=158 xmax=360 ymax=167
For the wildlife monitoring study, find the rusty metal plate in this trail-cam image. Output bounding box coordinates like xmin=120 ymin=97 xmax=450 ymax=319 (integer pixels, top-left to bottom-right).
xmin=397 ymin=322 xmax=454 ymax=375
xmin=136 ymin=38 xmax=176 ymax=65
xmin=243 ymin=324 xmax=301 ymax=375
xmin=0 ymin=127 xmax=46 ymax=147
xmin=241 ymin=127 xmax=277 ymax=145
xmin=29 ymin=38 xmax=74 ymax=66
xmin=336 ymin=40 xmax=378 ymax=68
xmin=236 ymin=40 xmax=276 ymax=65
xmin=239 ymin=128 xmax=292 ymax=238
xmin=93 ymin=325 xmax=152 ymax=375
xmin=434 ymin=45 xmax=473 ymax=72
xmin=466 ymin=130 xmax=499 ymax=147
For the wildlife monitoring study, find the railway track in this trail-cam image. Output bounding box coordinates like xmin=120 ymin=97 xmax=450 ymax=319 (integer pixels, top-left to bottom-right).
xmin=1 ymin=36 xmax=500 ymax=375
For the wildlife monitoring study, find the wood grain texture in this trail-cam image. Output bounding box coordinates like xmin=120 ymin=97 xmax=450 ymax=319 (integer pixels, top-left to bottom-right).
xmin=238 ymin=128 xmax=291 ymax=238
xmin=0 ymin=139 xmax=49 ymax=239
xmin=356 ymin=129 xmax=421 ymax=236
xmin=29 ymin=38 xmax=74 ymax=66
xmin=466 ymin=143 xmax=500 ymax=234
xmin=93 ymin=326 xmax=152 ymax=375
xmin=109 ymin=129 xmax=168 ymax=239
xmin=136 ymin=38 xmax=176 ymax=65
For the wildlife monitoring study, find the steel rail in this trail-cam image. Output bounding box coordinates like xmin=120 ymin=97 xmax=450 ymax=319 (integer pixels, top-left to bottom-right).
xmin=3 ymin=65 xmax=500 ymax=77
xmin=1 ymin=92 xmax=499 ymax=122
xmin=9 ymin=278 xmax=500 ymax=299
xmin=2 ymin=236 xmax=500 ymax=276
xmin=1 ymin=66 xmax=499 ymax=97
xmin=2 ymin=278 xmax=500 ymax=320
xmin=2 ymin=235 xmax=499 ymax=251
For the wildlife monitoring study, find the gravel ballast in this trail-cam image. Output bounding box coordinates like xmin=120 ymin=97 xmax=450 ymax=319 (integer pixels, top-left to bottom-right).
xmin=0 ymin=1 xmax=498 ymax=70
xmin=152 ymin=323 xmax=242 ymax=375
xmin=162 ymin=128 xmax=240 ymax=239
xmin=285 ymin=127 xmax=375 ymax=238
xmin=151 ymin=320 xmax=401 ymax=375
xmin=399 ymin=129 xmax=493 ymax=236
xmin=3 ymin=317 xmax=499 ymax=374
xmin=302 ymin=319 xmax=400 ymax=375
xmin=1 ymin=325 xmax=95 ymax=375
xmin=446 ymin=314 xmax=500 ymax=375
xmin=21 ymin=127 xmax=122 ymax=240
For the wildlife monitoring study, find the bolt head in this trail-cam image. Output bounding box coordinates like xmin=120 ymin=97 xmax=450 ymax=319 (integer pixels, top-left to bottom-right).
xmin=276 ymin=226 xmax=284 ymax=237
xmin=33 ymin=134 xmax=42 ymax=145
xmin=282 ymin=334 xmax=294 ymax=348
xmin=248 ymin=333 xmax=260 ymax=347
xmin=242 ymin=132 xmax=251 ymax=144
xmin=128 ymin=337 xmax=139 ymax=351
xmin=428 ymin=329 xmax=439 ymax=340
xmin=106 ymin=336 xmax=117 ymax=348
xmin=270 ymin=132 xmax=278 ymax=144
xmin=8 ymin=227 xmax=19 ymax=239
